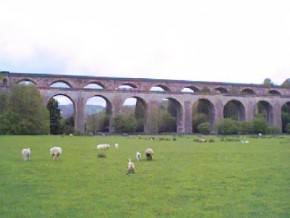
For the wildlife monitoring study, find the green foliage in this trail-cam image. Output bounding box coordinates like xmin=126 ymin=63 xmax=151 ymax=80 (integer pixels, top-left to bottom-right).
xmin=286 ymin=124 xmax=290 ymax=134
xmin=158 ymin=111 xmax=176 ymax=133
xmin=266 ymin=126 xmax=281 ymax=134
xmin=263 ymin=78 xmax=273 ymax=87
xmin=197 ymin=122 xmax=210 ymax=134
xmin=216 ymin=118 xmax=239 ymax=135
xmin=282 ymin=103 xmax=290 ymax=133
xmin=192 ymin=113 xmax=208 ymax=132
xmin=61 ymin=116 xmax=75 ymax=134
xmin=252 ymin=114 xmax=268 ymax=134
xmin=0 ymin=85 xmax=49 ymax=134
xmin=114 ymin=113 xmax=137 ymax=133
xmin=0 ymin=91 xmax=7 ymax=113
xmin=85 ymin=112 xmax=109 ymax=134
xmin=239 ymin=121 xmax=254 ymax=134
xmin=47 ymin=98 xmax=62 ymax=134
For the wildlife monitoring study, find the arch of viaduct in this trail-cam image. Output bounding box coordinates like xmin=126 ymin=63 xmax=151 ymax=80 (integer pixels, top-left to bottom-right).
xmin=1 ymin=71 xmax=290 ymax=133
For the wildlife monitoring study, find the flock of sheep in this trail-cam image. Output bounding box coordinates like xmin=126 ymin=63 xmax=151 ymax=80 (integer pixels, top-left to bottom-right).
xmin=96 ymin=143 xmax=154 ymax=174
xmin=21 ymin=144 xmax=154 ymax=175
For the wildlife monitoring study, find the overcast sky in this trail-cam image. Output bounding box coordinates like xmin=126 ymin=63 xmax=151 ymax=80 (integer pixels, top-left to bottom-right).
xmin=1 ymin=0 xmax=290 ymax=85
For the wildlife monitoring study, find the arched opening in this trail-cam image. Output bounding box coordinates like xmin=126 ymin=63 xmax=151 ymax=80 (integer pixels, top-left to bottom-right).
xmin=215 ymin=87 xmax=228 ymax=94
xmin=281 ymin=102 xmax=290 ymax=133
xmin=158 ymin=98 xmax=182 ymax=133
xmin=117 ymin=84 xmax=136 ymax=90
xmin=241 ymin=88 xmax=255 ymax=95
xmin=150 ymin=85 xmax=170 ymax=92
xmin=115 ymin=97 xmax=146 ymax=133
xmin=84 ymin=83 xmax=104 ymax=90
xmin=84 ymin=96 xmax=111 ymax=134
xmin=256 ymin=101 xmax=273 ymax=124
xmin=47 ymin=95 xmax=75 ymax=134
xmin=223 ymin=100 xmax=245 ymax=121
xmin=50 ymin=81 xmax=71 ymax=89
xmin=192 ymin=99 xmax=215 ymax=133
xmin=181 ymin=86 xmax=199 ymax=93
xmin=17 ymin=79 xmax=36 ymax=86
xmin=268 ymin=90 xmax=281 ymax=96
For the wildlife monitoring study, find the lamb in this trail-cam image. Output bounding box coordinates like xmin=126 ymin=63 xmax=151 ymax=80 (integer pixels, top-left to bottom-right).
xmin=114 ymin=143 xmax=119 ymax=149
xmin=96 ymin=144 xmax=110 ymax=150
xmin=127 ymin=159 xmax=135 ymax=174
xmin=145 ymin=148 xmax=154 ymax=160
xmin=136 ymin=152 xmax=141 ymax=161
xmin=50 ymin=146 xmax=62 ymax=160
xmin=21 ymin=148 xmax=31 ymax=161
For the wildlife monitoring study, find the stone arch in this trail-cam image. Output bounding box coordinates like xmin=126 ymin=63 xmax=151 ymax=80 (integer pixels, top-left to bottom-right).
xmin=215 ymin=87 xmax=228 ymax=94
xmin=50 ymin=80 xmax=72 ymax=88
xmin=192 ymin=98 xmax=215 ymax=132
xmin=121 ymin=96 xmax=147 ymax=132
xmin=241 ymin=88 xmax=256 ymax=95
xmin=159 ymin=97 xmax=182 ymax=133
xmin=46 ymin=94 xmax=76 ymax=134
xmin=117 ymin=83 xmax=137 ymax=90
xmin=150 ymin=85 xmax=170 ymax=92
xmin=256 ymin=100 xmax=273 ymax=124
xmin=181 ymin=86 xmax=199 ymax=93
xmin=84 ymin=95 xmax=112 ymax=133
xmin=17 ymin=79 xmax=37 ymax=86
xmin=223 ymin=99 xmax=245 ymax=121
xmin=268 ymin=89 xmax=281 ymax=96
xmin=84 ymin=82 xmax=105 ymax=90
xmin=281 ymin=101 xmax=290 ymax=133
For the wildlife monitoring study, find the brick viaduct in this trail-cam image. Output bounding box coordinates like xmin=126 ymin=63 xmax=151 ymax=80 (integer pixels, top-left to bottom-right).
xmin=1 ymin=71 xmax=290 ymax=133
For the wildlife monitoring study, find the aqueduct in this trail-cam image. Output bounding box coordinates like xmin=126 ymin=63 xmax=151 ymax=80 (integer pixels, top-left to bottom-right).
xmin=1 ymin=71 xmax=290 ymax=133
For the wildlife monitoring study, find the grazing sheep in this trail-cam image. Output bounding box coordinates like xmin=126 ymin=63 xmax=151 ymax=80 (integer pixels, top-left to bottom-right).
xmin=50 ymin=146 xmax=62 ymax=160
xmin=96 ymin=144 xmax=110 ymax=150
xmin=114 ymin=143 xmax=119 ymax=149
xmin=136 ymin=152 xmax=141 ymax=161
xmin=127 ymin=159 xmax=135 ymax=174
xmin=258 ymin=133 xmax=263 ymax=137
xmin=145 ymin=148 xmax=154 ymax=160
xmin=21 ymin=148 xmax=31 ymax=161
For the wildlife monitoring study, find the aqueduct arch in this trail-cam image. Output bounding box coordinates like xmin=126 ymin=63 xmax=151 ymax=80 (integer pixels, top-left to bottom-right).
xmin=1 ymin=71 xmax=290 ymax=133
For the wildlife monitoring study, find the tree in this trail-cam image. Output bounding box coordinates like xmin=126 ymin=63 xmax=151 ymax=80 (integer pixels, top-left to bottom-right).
xmin=85 ymin=112 xmax=109 ymax=134
xmin=263 ymin=78 xmax=273 ymax=88
xmin=47 ymin=98 xmax=62 ymax=134
xmin=197 ymin=122 xmax=210 ymax=134
xmin=158 ymin=110 xmax=176 ymax=133
xmin=114 ymin=113 xmax=137 ymax=133
xmin=0 ymin=85 xmax=49 ymax=134
xmin=216 ymin=118 xmax=239 ymax=135
xmin=61 ymin=116 xmax=74 ymax=134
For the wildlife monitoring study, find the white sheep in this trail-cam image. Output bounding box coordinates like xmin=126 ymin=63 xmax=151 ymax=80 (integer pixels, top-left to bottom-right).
xmin=50 ymin=146 xmax=62 ymax=160
xmin=127 ymin=159 xmax=135 ymax=174
xmin=96 ymin=144 xmax=110 ymax=150
xmin=145 ymin=148 xmax=154 ymax=160
xmin=114 ymin=143 xmax=119 ymax=149
xmin=136 ymin=152 xmax=141 ymax=161
xmin=21 ymin=148 xmax=31 ymax=161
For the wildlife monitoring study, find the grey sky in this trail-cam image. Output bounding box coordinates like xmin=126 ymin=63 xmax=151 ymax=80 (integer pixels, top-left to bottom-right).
xmin=1 ymin=0 xmax=290 ymax=85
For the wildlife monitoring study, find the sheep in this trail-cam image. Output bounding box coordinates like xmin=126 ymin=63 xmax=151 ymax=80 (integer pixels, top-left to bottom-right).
xmin=145 ymin=148 xmax=154 ymax=160
xmin=127 ymin=159 xmax=135 ymax=175
xmin=136 ymin=152 xmax=141 ymax=161
xmin=21 ymin=148 xmax=31 ymax=161
xmin=96 ymin=144 xmax=110 ymax=150
xmin=114 ymin=143 xmax=119 ymax=149
xmin=50 ymin=146 xmax=62 ymax=160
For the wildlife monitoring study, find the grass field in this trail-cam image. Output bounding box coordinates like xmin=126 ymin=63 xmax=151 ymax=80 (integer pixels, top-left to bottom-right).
xmin=0 ymin=135 xmax=290 ymax=218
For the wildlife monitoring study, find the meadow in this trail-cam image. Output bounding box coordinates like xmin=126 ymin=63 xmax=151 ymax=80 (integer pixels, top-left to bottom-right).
xmin=0 ymin=135 xmax=290 ymax=218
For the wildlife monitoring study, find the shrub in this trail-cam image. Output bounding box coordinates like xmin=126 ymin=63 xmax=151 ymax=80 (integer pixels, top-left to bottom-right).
xmin=286 ymin=124 xmax=290 ymax=134
xmin=113 ymin=113 xmax=137 ymax=133
xmin=266 ymin=127 xmax=281 ymax=134
xmin=252 ymin=116 xmax=268 ymax=134
xmin=239 ymin=121 xmax=253 ymax=134
xmin=197 ymin=122 xmax=210 ymax=134
xmin=216 ymin=118 xmax=239 ymax=135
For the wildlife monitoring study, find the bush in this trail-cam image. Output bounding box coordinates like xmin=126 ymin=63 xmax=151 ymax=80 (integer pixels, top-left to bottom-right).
xmin=197 ymin=122 xmax=210 ymax=134
xmin=252 ymin=116 xmax=268 ymax=134
xmin=287 ymin=124 xmax=290 ymax=134
xmin=113 ymin=113 xmax=137 ymax=133
xmin=266 ymin=126 xmax=281 ymax=134
xmin=239 ymin=121 xmax=253 ymax=134
xmin=216 ymin=118 xmax=239 ymax=135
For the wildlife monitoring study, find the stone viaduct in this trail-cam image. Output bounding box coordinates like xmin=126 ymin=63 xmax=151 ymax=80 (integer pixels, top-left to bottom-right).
xmin=1 ymin=71 xmax=290 ymax=133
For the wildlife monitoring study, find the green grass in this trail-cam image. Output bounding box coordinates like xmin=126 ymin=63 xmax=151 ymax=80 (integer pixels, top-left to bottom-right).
xmin=0 ymin=135 xmax=290 ymax=218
